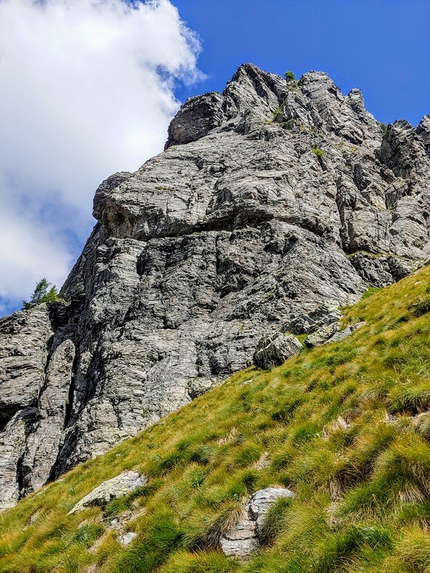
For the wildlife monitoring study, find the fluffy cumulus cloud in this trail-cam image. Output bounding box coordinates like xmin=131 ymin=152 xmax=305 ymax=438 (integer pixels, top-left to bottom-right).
xmin=0 ymin=0 xmax=201 ymax=315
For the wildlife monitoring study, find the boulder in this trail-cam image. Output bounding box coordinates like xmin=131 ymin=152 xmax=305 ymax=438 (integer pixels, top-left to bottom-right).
xmin=253 ymin=333 xmax=303 ymax=369
xmin=306 ymin=320 xmax=366 ymax=347
xmin=249 ymin=487 xmax=295 ymax=530
xmin=305 ymin=323 xmax=339 ymax=347
xmin=326 ymin=321 xmax=366 ymax=344
xmin=219 ymin=516 xmax=258 ymax=559
xmin=284 ymin=301 xmax=342 ymax=335
xmin=68 ymin=471 xmax=146 ymax=514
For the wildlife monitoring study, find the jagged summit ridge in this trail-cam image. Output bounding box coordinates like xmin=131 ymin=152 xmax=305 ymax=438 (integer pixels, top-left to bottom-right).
xmin=0 ymin=63 xmax=429 ymax=510
xmin=165 ymin=64 xmax=378 ymax=149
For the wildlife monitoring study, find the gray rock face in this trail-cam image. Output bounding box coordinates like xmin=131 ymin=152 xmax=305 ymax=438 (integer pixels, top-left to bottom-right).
xmin=0 ymin=306 xmax=54 ymax=430
xmin=220 ymin=487 xmax=295 ymax=559
xmin=0 ymin=306 xmax=55 ymax=510
xmin=253 ymin=333 xmax=302 ymax=369
xmin=1 ymin=63 xmax=429 ymax=507
xmin=305 ymin=323 xmax=340 ymax=347
xmin=219 ymin=514 xmax=258 ymax=559
xmin=284 ymin=300 xmax=342 ymax=335
xmin=349 ymin=252 xmax=422 ymax=288
xmin=69 ymin=471 xmax=146 ymax=514
xmin=20 ymin=339 xmax=75 ymax=497
xmin=326 ymin=321 xmax=366 ymax=344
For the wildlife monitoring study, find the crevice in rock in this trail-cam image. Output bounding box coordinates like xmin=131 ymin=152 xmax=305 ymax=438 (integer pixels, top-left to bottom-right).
xmin=16 ymin=454 xmax=25 ymax=497
xmin=47 ymin=301 xmax=69 ymax=332
xmin=0 ymin=406 xmax=20 ymax=432
xmin=64 ymin=352 xmax=78 ymax=429
xmin=15 ymin=408 xmax=40 ymax=498
xmin=49 ymin=428 xmax=78 ymax=482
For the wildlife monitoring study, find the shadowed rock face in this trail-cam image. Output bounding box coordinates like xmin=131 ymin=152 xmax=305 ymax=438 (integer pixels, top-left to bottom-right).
xmin=1 ymin=63 xmax=429 ymax=509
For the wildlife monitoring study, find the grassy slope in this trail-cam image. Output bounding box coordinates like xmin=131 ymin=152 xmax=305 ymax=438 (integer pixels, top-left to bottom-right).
xmin=1 ymin=266 xmax=430 ymax=573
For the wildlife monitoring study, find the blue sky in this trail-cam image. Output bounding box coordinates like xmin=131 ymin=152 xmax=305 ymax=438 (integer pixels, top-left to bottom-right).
xmin=0 ymin=0 xmax=428 ymax=317
xmin=172 ymin=0 xmax=430 ymax=126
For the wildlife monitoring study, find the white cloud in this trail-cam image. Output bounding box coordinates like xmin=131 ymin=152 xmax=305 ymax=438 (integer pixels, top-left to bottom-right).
xmin=0 ymin=0 xmax=201 ymax=314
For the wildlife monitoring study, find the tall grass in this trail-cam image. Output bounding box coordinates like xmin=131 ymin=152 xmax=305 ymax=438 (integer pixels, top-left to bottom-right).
xmin=1 ymin=266 xmax=430 ymax=572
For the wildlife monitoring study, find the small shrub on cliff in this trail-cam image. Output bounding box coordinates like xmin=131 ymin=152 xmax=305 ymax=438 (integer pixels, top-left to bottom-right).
xmin=311 ymin=147 xmax=324 ymax=158
xmin=272 ymin=106 xmax=282 ymax=121
xmin=22 ymin=278 xmax=59 ymax=310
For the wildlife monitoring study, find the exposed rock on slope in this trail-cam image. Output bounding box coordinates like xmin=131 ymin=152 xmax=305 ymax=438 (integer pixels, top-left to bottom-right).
xmin=68 ymin=471 xmax=146 ymax=514
xmin=253 ymin=333 xmax=302 ymax=370
xmin=220 ymin=487 xmax=295 ymax=559
xmin=1 ymin=63 xmax=429 ymax=509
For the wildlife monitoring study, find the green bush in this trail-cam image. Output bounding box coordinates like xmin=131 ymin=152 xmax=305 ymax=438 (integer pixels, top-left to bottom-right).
xmin=22 ymin=278 xmax=59 ymax=310
xmin=311 ymin=147 xmax=324 ymax=158
xmin=379 ymin=122 xmax=388 ymax=134
xmin=284 ymin=71 xmax=296 ymax=81
xmin=272 ymin=106 xmax=282 ymax=121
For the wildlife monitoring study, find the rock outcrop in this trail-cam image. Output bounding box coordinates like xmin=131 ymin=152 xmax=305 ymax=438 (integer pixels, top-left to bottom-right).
xmin=69 ymin=471 xmax=146 ymax=514
xmin=1 ymin=64 xmax=429 ymax=509
xmin=303 ymin=320 xmax=366 ymax=348
xmin=253 ymin=333 xmax=302 ymax=369
xmin=220 ymin=487 xmax=295 ymax=559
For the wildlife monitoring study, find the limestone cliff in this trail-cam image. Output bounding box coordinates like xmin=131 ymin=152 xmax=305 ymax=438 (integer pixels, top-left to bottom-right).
xmin=1 ymin=64 xmax=429 ymax=509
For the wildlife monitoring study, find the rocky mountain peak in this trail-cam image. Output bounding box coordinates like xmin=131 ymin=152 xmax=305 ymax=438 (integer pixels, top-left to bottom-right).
xmin=1 ymin=64 xmax=429 ymax=510
xmin=417 ymin=114 xmax=430 ymax=152
xmin=165 ymin=63 xmax=381 ymax=150
xmin=379 ymin=118 xmax=430 ymax=179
